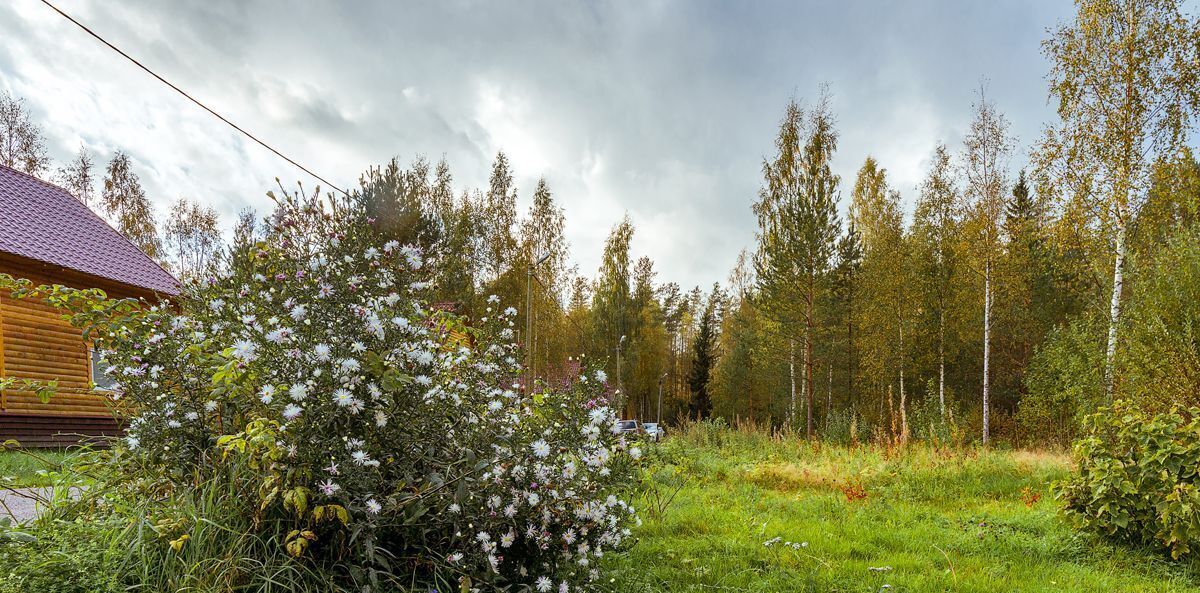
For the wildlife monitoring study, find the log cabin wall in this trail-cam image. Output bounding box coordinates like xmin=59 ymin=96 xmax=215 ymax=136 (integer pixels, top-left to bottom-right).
xmin=0 ymin=253 xmax=155 ymax=446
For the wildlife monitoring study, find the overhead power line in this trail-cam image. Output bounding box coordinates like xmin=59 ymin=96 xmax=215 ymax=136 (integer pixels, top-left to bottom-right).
xmin=40 ymin=0 xmax=349 ymax=197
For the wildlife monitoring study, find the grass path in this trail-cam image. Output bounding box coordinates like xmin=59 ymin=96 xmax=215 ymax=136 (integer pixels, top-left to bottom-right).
xmin=604 ymin=429 xmax=1200 ymax=592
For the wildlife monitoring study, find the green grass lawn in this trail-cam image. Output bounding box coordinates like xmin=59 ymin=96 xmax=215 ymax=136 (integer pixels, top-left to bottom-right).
xmin=605 ymin=426 xmax=1200 ymax=592
xmin=0 ymin=449 xmax=72 ymax=488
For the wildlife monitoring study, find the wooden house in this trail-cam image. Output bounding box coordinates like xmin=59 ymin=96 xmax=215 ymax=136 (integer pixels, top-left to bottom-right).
xmin=0 ymin=164 xmax=179 ymax=446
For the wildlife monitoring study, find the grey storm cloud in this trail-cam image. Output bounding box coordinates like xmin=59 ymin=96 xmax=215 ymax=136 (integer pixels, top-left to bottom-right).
xmin=0 ymin=0 xmax=1075 ymax=291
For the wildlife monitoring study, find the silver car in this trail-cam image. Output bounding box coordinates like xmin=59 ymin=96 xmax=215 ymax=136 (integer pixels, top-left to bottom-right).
xmin=616 ymin=419 xmax=641 ymax=435
xmin=642 ymin=422 xmax=665 ymax=441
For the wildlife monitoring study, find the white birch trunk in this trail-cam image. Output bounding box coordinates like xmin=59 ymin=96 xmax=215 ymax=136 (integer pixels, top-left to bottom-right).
xmin=939 ymin=309 xmax=946 ymax=419
xmin=826 ymin=363 xmax=833 ymax=431
xmin=899 ymin=316 xmax=908 ymax=443
xmin=802 ymin=335 xmax=810 ymax=437
xmin=982 ymin=258 xmax=992 ymax=446
xmin=1104 ymin=222 xmax=1127 ymax=399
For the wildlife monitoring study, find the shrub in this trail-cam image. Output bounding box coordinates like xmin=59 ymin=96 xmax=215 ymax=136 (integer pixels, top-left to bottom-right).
xmin=9 ymin=189 xmax=640 ymax=591
xmin=0 ymin=519 xmax=123 ymax=593
xmin=906 ymin=383 xmax=960 ymax=446
xmin=1059 ymin=403 xmax=1200 ymax=559
xmin=1120 ymin=227 xmax=1200 ymax=410
xmin=1017 ymin=315 xmax=1106 ymax=446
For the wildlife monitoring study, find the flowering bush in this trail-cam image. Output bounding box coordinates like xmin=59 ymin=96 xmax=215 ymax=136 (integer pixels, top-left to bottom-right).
xmin=31 ymin=191 xmax=639 ymax=591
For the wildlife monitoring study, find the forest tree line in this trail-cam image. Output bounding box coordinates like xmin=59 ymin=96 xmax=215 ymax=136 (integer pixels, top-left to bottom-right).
xmin=3 ymin=0 xmax=1200 ymax=447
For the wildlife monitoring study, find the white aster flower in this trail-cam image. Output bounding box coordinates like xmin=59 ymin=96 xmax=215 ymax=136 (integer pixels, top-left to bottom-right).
xmin=313 ymin=343 xmax=332 ymax=361
xmin=264 ymin=327 xmax=291 ymax=344
xmin=318 ymin=479 xmax=340 ymax=496
xmin=283 ymin=404 xmax=303 ymax=420
xmin=232 ymin=340 xmax=257 ymax=361
xmin=333 ymin=389 xmax=355 ymax=407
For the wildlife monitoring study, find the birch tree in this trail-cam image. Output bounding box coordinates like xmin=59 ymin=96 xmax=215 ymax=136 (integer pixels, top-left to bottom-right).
xmin=0 ymin=92 xmax=49 ymax=177
xmin=912 ymin=143 xmax=961 ymax=419
xmin=851 ymin=158 xmax=910 ymax=440
xmin=101 ymin=151 xmax=162 ymax=260
xmin=1039 ymin=0 xmax=1200 ymax=398
xmin=164 ymin=197 xmax=223 ymax=282
xmin=961 ymin=92 xmax=1014 ymax=446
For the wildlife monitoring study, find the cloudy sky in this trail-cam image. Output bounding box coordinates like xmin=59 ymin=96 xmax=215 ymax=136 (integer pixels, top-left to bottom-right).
xmin=0 ymin=0 xmax=1077 ymax=290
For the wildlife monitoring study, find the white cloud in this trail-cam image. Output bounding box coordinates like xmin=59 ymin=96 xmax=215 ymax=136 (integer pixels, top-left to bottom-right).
xmin=0 ymin=0 xmax=1073 ymax=290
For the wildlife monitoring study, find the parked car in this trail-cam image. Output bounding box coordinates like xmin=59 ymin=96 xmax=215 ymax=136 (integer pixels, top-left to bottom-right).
xmin=616 ymin=419 xmax=642 ymax=435
xmin=642 ymin=422 xmax=665 ymax=441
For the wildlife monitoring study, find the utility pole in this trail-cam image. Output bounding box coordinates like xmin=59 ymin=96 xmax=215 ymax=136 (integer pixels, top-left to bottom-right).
xmin=525 ymin=252 xmax=551 ymax=394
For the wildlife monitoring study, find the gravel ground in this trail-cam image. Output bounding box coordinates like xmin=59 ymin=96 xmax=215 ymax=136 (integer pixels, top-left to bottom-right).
xmin=0 ymin=488 xmax=49 ymax=523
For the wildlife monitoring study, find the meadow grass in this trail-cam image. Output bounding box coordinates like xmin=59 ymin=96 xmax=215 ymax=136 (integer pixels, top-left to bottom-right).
xmin=0 ymin=449 xmax=71 ymax=488
xmin=605 ymin=424 xmax=1200 ymax=592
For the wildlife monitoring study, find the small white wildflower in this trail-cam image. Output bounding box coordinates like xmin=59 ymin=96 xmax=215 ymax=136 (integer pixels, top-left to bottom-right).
xmin=333 ymin=389 xmax=354 ymax=407
xmin=318 ymin=479 xmax=340 ymax=496
xmin=232 ymin=340 xmax=257 ymax=361
xmin=365 ymin=498 xmax=381 ymax=514
xmin=313 ymin=343 xmax=332 ymax=361
xmin=283 ymin=404 xmax=303 ymax=420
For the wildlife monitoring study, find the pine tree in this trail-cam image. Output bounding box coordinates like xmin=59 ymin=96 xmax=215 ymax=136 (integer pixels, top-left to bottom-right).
xmin=519 ymin=178 xmax=571 ymax=384
xmin=999 ymin=169 xmax=1053 ymax=404
xmin=55 ymin=145 xmax=96 ymax=207
xmin=482 ymin=152 xmax=519 ymax=284
xmin=753 ymin=90 xmax=841 ymax=436
xmin=360 ymin=156 xmax=440 ymax=252
xmin=831 ymin=221 xmax=863 ymax=415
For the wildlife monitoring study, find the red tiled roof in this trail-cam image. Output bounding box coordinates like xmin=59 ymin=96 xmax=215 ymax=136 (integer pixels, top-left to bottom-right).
xmin=0 ymin=164 xmax=180 ymax=295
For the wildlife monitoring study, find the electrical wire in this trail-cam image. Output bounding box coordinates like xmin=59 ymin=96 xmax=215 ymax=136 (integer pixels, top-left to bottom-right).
xmin=40 ymin=0 xmax=350 ymax=197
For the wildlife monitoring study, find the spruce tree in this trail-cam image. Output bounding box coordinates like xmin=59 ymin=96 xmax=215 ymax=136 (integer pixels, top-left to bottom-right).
xmin=688 ymin=288 xmax=719 ymax=420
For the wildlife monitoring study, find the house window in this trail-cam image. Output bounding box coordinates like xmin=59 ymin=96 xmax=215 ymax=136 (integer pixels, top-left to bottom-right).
xmin=89 ymin=347 xmax=118 ymax=391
